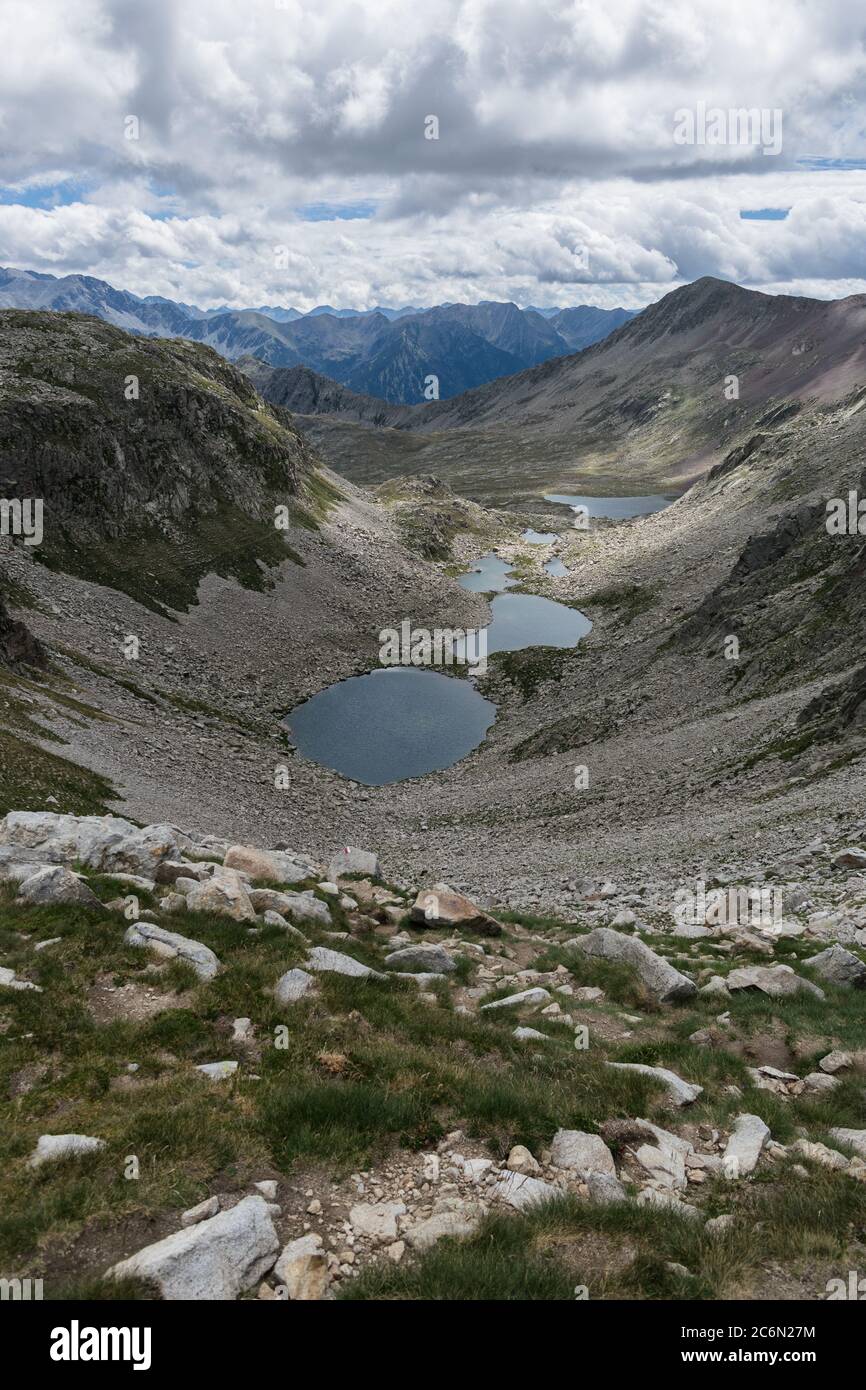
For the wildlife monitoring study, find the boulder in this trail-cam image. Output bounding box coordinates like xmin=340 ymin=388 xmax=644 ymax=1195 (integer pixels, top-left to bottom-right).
xmin=0 ymin=966 xmax=41 ymax=992
xmin=570 ymin=928 xmax=696 ymax=1002
xmin=636 ymin=1188 xmax=701 ymax=1219
xmin=819 ymin=1050 xmax=852 ymax=1073
xmin=634 ymin=1143 xmax=687 ymax=1191
xmin=224 ymin=844 xmax=316 ymax=885
xmin=831 ymin=847 xmax=866 ymax=870
xmin=27 ymin=1133 xmax=106 ymax=1167
xmin=248 ymin=888 xmax=331 ymax=926
xmin=725 ymin=964 xmax=825 ymax=999
xmin=606 ymin=1062 xmax=702 ymax=1106
xmin=123 ymin=922 xmax=220 ymax=980
xmin=155 ymin=860 xmax=210 ymax=885
xmin=410 ymin=883 xmax=502 ymax=935
xmin=506 ymin=1145 xmax=540 ymax=1175
xmin=328 ymin=846 xmax=380 ymax=881
xmin=16 ymin=865 xmax=103 ymax=910
xmin=829 ymin=1128 xmax=866 ymax=1159
xmin=195 ymin=1061 xmax=238 ymax=1081
xmin=494 ymin=1171 xmax=560 ymax=1210
xmin=107 ymin=1195 xmax=279 ymax=1300
xmin=790 ymin=1139 xmax=849 ymax=1170
xmin=384 ymin=943 xmax=457 ymax=974
xmin=185 ymin=873 xmax=256 ymax=923
xmin=804 ymin=944 xmax=866 ymax=990
xmin=304 ymin=946 xmax=385 ymax=980
xmin=723 ymin=1114 xmax=770 ymax=1178
xmin=349 ymin=1201 xmax=405 ymax=1242
xmin=404 ymin=1208 xmax=481 ymax=1250
xmin=261 ymin=910 xmax=308 ymax=941
xmin=513 ymin=1026 xmax=551 ymax=1041
xmin=550 ymin=1130 xmax=616 ymax=1176
xmin=273 ymin=1233 xmax=332 ymax=1300
xmin=274 ymin=968 xmax=317 ymax=1004
xmin=586 ymin=1172 xmax=628 ymax=1204
xmin=181 ymin=1196 xmax=221 ymax=1227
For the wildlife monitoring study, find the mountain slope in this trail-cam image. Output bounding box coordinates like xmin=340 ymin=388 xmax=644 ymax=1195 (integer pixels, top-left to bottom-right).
xmin=246 ymin=278 xmax=866 ymax=505
xmin=0 ymin=310 xmax=321 ymax=614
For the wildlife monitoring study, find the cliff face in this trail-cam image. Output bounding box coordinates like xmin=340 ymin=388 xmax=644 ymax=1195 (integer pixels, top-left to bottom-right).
xmin=0 ymin=594 xmax=45 ymax=669
xmin=0 ymin=310 xmax=320 ymax=613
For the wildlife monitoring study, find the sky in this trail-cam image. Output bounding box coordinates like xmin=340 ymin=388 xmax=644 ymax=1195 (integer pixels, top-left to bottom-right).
xmin=1 ymin=0 xmax=865 ymax=311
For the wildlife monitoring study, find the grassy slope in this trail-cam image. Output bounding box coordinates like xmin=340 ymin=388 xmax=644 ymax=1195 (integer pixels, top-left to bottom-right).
xmin=2 ymin=873 xmax=864 ymax=1299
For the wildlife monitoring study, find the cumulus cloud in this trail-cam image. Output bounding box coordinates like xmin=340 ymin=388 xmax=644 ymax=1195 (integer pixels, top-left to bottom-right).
xmin=0 ymin=0 xmax=864 ymax=307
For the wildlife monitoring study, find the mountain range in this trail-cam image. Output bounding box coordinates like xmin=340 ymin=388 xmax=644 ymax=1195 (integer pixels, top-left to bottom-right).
xmin=244 ymin=277 xmax=866 ymax=506
xmin=0 ymin=266 xmax=635 ymax=404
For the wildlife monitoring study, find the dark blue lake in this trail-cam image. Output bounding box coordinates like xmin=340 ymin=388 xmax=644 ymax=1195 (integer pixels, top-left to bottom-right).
xmin=286 ymin=553 xmax=591 ymax=784
xmin=544 ymin=493 xmax=674 ymax=519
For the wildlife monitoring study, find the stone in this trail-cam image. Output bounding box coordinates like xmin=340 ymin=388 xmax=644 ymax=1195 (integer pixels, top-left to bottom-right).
xmin=232 ymin=1017 xmax=254 ymax=1042
xmin=249 ymin=889 xmax=331 ymax=927
xmin=506 ymin=1144 xmax=540 ymax=1175
xmin=410 ymin=883 xmax=502 ymax=935
xmin=349 ymin=1201 xmax=406 ymax=1242
xmin=819 ymin=1049 xmax=852 ymax=1073
xmin=803 ymin=1072 xmax=838 ymax=1093
xmin=804 ymin=945 xmax=866 ymax=990
xmin=328 ymin=846 xmax=380 ymax=881
xmin=107 ymin=1195 xmax=279 ymax=1300
xmin=123 ymin=922 xmax=220 ymax=980
xmin=196 ymin=1061 xmax=239 ymax=1081
xmin=185 ymin=873 xmax=256 ymax=923
xmin=27 ymin=1133 xmax=106 ymax=1167
xmin=634 ymin=1143 xmax=686 ymax=1191
xmin=723 ymin=1114 xmax=770 ymax=1177
xmin=273 ymin=1233 xmax=332 ymax=1300
xmin=16 ymin=865 xmax=104 ymax=910
xmin=384 ymin=943 xmax=457 ymax=974
xmin=513 ymin=1026 xmax=551 ymax=1041
xmin=462 ymin=1157 xmax=493 ymax=1181
xmin=706 ymin=1213 xmax=735 ymax=1236
xmin=725 ymin=964 xmax=825 ymax=999
xmin=635 ymin=1188 xmax=701 ymax=1219
xmin=586 ymin=1172 xmax=627 ymax=1204
xmin=181 ymin=1196 xmax=221 ymax=1227
xmin=550 ymin=1130 xmax=616 ymax=1176
xmin=633 ymin=1119 xmax=694 ymax=1154
xmin=700 ymin=975 xmax=730 ymax=996
xmin=274 ymin=968 xmax=317 ymax=1004
xmin=304 ymin=947 xmax=385 ymax=980
xmin=829 ymin=1129 xmax=866 ymax=1159
xmin=0 ymin=966 xmax=41 ymax=992
xmin=606 ymin=1062 xmax=703 ymax=1106
xmin=611 ymin=909 xmax=636 ymax=927
xmin=832 ymin=847 xmax=866 ymax=870
xmin=156 ymin=860 xmax=209 ymax=885
xmin=790 ymin=1139 xmax=849 ymax=1170
xmin=480 ymin=987 xmax=550 ymax=1011
xmin=260 ymin=909 xmax=308 ymax=941
xmin=254 ymin=1181 xmax=278 ymax=1200
xmin=494 ymin=1171 xmax=560 ymax=1210
xmin=574 ymin=986 xmax=605 ymax=1002
xmin=224 ymin=845 xmax=316 ymax=885
xmin=571 ymin=928 xmax=696 ymax=1002
xmin=405 ymin=1209 xmax=480 ymax=1250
